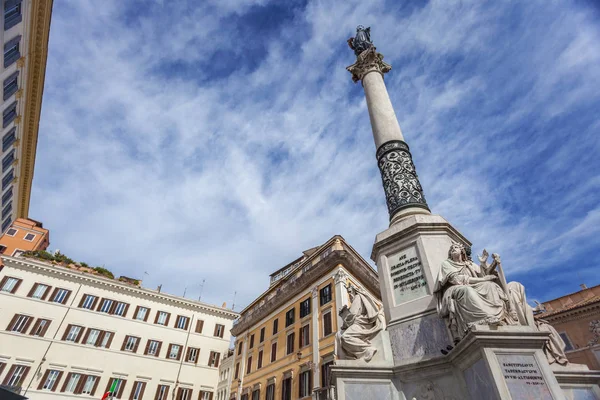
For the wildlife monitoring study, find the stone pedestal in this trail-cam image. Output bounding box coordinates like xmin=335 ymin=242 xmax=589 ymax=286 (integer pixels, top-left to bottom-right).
xmin=371 ymin=214 xmax=470 ymax=363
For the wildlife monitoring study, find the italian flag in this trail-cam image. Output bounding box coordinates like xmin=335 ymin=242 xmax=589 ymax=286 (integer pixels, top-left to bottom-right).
xmin=101 ymin=379 xmax=119 ymax=400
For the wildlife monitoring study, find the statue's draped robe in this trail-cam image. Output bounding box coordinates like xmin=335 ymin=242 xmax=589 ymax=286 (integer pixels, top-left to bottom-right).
xmin=508 ymin=282 xmax=569 ymax=365
xmin=337 ymin=290 xmax=384 ymax=359
xmin=434 ymin=259 xmax=509 ymax=340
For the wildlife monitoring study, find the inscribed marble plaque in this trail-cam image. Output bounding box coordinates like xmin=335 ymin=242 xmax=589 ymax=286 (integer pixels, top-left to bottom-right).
xmin=388 ymin=245 xmax=428 ymax=305
xmin=497 ymin=353 xmax=553 ymax=400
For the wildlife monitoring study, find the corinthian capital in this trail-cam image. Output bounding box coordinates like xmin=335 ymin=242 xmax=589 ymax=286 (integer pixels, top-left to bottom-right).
xmin=346 ymin=47 xmax=392 ymax=83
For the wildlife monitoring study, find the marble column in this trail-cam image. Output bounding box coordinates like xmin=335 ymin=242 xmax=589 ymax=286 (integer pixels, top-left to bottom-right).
xmin=347 ymin=47 xmax=430 ymax=225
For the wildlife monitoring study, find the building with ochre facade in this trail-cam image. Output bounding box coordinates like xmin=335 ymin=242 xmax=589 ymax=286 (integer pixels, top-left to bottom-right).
xmin=229 ymin=235 xmax=380 ymax=400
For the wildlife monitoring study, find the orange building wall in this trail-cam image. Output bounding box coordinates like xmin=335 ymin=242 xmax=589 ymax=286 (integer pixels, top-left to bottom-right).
xmin=0 ymin=217 xmax=49 ymax=257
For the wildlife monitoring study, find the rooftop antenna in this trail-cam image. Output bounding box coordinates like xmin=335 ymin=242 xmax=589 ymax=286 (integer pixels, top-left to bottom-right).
xmin=183 ymin=287 xmax=187 ymax=298
xmin=232 ymin=291 xmax=237 ymax=311
xmin=198 ymin=279 xmax=206 ymax=301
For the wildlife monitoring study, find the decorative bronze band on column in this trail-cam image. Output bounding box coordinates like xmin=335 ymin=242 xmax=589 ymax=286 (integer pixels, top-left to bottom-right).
xmin=376 ymin=140 xmax=429 ymax=219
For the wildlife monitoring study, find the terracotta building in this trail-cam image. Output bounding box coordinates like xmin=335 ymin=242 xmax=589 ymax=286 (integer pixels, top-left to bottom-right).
xmin=534 ymin=284 xmax=600 ymax=369
xmin=229 ymin=235 xmax=380 ymax=400
xmin=0 ymin=217 xmax=49 ymax=256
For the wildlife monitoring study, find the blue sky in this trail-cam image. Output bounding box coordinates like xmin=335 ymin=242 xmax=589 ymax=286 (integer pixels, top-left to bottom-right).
xmin=30 ymin=0 xmax=600 ymax=310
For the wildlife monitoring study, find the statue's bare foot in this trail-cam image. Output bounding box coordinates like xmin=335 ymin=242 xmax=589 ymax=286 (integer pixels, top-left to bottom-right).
xmin=364 ymin=347 xmax=377 ymax=362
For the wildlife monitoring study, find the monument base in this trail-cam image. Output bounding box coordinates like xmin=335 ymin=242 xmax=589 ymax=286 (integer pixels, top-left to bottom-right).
xmin=332 ymin=326 xmax=600 ymax=399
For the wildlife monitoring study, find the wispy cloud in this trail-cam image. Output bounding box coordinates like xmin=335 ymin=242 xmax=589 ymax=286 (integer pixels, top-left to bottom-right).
xmin=31 ymin=0 xmax=600 ymax=309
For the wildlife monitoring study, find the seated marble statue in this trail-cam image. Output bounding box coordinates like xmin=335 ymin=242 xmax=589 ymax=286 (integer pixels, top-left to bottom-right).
xmin=336 ymin=285 xmax=384 ymax=362
xmin=434 ymin=243 xmax=514 ymax=343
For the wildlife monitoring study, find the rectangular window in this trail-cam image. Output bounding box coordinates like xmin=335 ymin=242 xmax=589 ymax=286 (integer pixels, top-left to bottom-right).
xmin=29 ymin=283 xmax=50 ymax=299
xmin=176 ymin=315 xmax=189 ymax=330
xmin=99 ymin=299 xmax=114 ymax=313
xmin=23 ymin=233 xmax=35 ymax=241
xmin=80 ymin=294 xmax=96 ymax=309
xmin=286 ymin=332 xmax=295 ymax=355
xmin=299 ymin=298 xmax=311 ymax=318
xmin=105 ymin=378 xmax=126 ymax=399
xmin=51 ymin=288 xmax=71 ymax=304
xmin=273 ymin=318 xmax=279 ymax=334
xmin=299 ymin=324 xmax=310 ymax=348
xmin=249 ymin=334 xmax=255 ymax=349
xmin=252 ymin=389 xmax=260 ymax=400
xmin=2 ymin=149 xmax=14 ymax=172
xmin=195 ymin=319 xmax=204 ymax=333
xmin=30 ymin=318 xmax=50 ymax=337
xmin=156 ymin=385 xmax=169 ymax=400
xmin=5 ymin=226 xmax=16 ymax=236
xmin=3 ymin=71 xmax=18 ymax=100
xmin=241 ymin=394 xmax=248 ymax=400
xmin=85 ymin=329 xmax=101 ymax=346
xmin=168 ymin=344 xmax=181 ymax=360
xmin=0 ymin=276 xmax=21 ymax=293
xmin=113 ymin=302 xmax=128 ymax=316
xmin=237 ymin=341 xmax=243 ymax=355
xmin=285 ymin=308 xmax=295 ymax=327
xmin=3 ymin=35 xmax=20 ymax=67
xmin=3 ymin=102 xmax=17 ymax=128
xmin=123 ymin=336 xmax=139 ymax=352
xmin=176 ymin=387 xmax=192 ymax=400
xmin=81 ymin=375 xmax=98 ymax=395
xmin=4 ymin=0 xmax=23 ymax=30
xmin=99 ymin=331 xmax=113 ymax=348
xmin=2 ymin=128 xmax=16 ymax=151
xmin=2 ymin=188 xmax=13 ymax=206
xmin=234 ymin=363 xmax=240 ymax=379
xmin=2 ymin=216 xmax=11 ymax=232
xmin=134 ymin=306 xmax=149 ymax=321
xmin=281 ymin=377 xmax=292 ymax=400
xmin=559 ymin=332 xmax=574 ymax=351
xmin=266 ymin=384 xmax=275 ymax=400
xmin=321 ymin=361 xmax=333 ymax=387
xmin=299 ymin=370 xmax=312 ymax=398
xmin=186 ymin=347 xmax=199 ymax=363
xmin=214 ymin=323 xmax=225 ymax=338
xmin=257 ymin=350 xmax=263 ymax=369
xmin=270 ymin=342 xmax=277 ymax=362
xmin=64 ymin=372 xmax=81 ymax=393
xmin=7 ymin=313 xmax=31 ymax=333
xmin=145 ymin=340 xmax=161 ymax=356
xmin=208 ymin=351 xmax=220 ymax=367
xmin=246 ymin=356 xmax=252 ymax=374
xmin=40 ymin=369 xmax=61 ymax=391
xmin=65 ymin=325 xmax=82 ymax=342
xmin=4 ymin=365 xmax=29 ymax=387
xmin=130 ymin=381 xmax=146 ymax=400
xmin=260 ymin=327 xmax=265 ymax=343
xmin=155 ymin=311 xmax=170 ymax=326
xmin=323 ymin=311 xmax=333 ymax=337
xmin=199 ymin=391 xmax=212 ymax=400
xmin=2 ymin=202 xmax=11 ymax=220
xmin=320 ymin=284 xmax=332 ymax=306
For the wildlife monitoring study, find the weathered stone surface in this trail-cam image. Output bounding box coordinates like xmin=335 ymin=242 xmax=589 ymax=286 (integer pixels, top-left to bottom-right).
xmin=388 ymin=313 xmax=449 ymax=362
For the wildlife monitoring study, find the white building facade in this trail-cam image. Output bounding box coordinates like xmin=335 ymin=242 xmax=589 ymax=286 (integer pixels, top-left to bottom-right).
xmin=215 ymin=350 xmax=234 ymax=400
xmin=0 ymin=254 xmax=238 ymax=399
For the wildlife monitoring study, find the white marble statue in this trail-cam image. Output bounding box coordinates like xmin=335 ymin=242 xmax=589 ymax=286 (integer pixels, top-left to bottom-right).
xmin=336 ymin=284 xmax=384 ymax=362
xmin=434 ymin=244 xmax=514 ymax=343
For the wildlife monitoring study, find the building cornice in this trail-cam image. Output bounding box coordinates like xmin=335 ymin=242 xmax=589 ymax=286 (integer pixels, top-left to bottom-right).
xmin=536 ymin=302 xmax=600 ymax=324
xmin=231 ymin=248 xmax=379 ymax=336
xmin=17 ymin=0 xmax=53 ymax=218
xmin=2 ymin=255 xmax=239 ymax=319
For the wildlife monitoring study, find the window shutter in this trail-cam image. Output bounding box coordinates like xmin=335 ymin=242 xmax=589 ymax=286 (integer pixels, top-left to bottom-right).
xmin=185 ymin=347 xmax=191 ymax=362
xmin=27 ymin=283 xmax=38 ymax=297
xmin=10 ymin=278 xmax=21 ymax=293
xmin=28 ymin=319 xmax=39 ymax=335
xmin=214 ymin=352 xmax=220 ymax=368
xmin=213 ymin=325 xmax=218 ymax=336
xmin=106 ymin=331 xmax=114 ymax=348
xmin=144 ymin=340 xmax=150 ymax=355
xmin=53 ymin=371 xmax=63 ymax=392
xmin=1 ymin=365 xmax=16 ymax=385
xmin=155 ymin=341 xmax=162 ymax=357
xmin=196 ymin=320 xmax=204 ymax=333
xmin=139 ymin=382 xmax=146 ymax=399
xmin=154 ymin=312 xmax=159 ymax=324
xmin=91 ymin=296 xmax=99 ymax=309
xmin=63 ymin=290 xmax=72 ymax=304
xmin=81 ymin=328 xmax=91 ymax=345
xmin=209 ymin=392 xmax=213 ymax=400
xmin=133 ymin=337 xmax=140 ymax=353
xmin=122 ymin=303 xmax=130 ymax=317
xmin=117 ymin=379 xmax=127 ymax=399
xmin=61 ymin=372 xmax=73 ymax=392
xmin=90 ymin=375 xmax=100 ymax=395
xmin=14 ymin=366 xmax=30 ymax=386
xmin=74 ymin=374 xmax=86 ymax=394
xmin=40 ymin=319 xmax=51 ymax=337
xmin=143 ymin=308 xmax=149 ymax=322
xmin=97 ymin=298 xmax=106 ymax=311
xmin=109 ymin=301 xmax=117 ymax=314
xmin=78 ymin=294 xmax=86 ymax=308
xmin=105 ymin=379 xmax=115 ymax=396
xmin=41 ymin=286 xmax=52 ymax=301
xmin=5 ymin=314 xmax=18 ymax=330
xmin=184 ymin=317 xmax=189 ymax=330
xmin=121 ymin=336 xmax=128 ymax=351
xmin=176 ymin=346 xmax=182 ymax=361
xmin=75 ymin=326 xmax=84 ymax=343
xmin=166 ymin=344 xmax=172 ymax=359
xmin=133 ymin=306 xmax=140 ymax=320
xmin=154 ymin=385 xmax=160 ymax=400
xmin=37 ymin=369 xmax=50 ymax=390
xmin=49 ymin=288 xmax=59 ymax=302
xmin=164 ymin=313 xmax=171 ymax=326
xmin=22 ymin=315 xmax=33 ymax=333
xmin=62 ymin=325 xmax=72 ymax=341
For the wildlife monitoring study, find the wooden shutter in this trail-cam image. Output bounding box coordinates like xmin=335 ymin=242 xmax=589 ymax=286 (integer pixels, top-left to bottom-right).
xmin=184 ymin=316 xmax=189 ymax=330
xmin=5 ymin=314 xmax=18 ymax=330
xmin=75 ymin=326 xmax=84 ymax=343
xmin=144 ymin=340 xmax=150 ymax=355
xmin=109 ymin=300 xmax=117 ymax=314
xmin=143 ymin=308 xmax=149 ymax=322
xmin=122 ymin=303 xmax=130 ymax=317
xmin=133 ymin=337 xmax=140 ymax=353
xmin=74 ymin=374 xmax=86 ymax=394
xmin=48 ymin=287 xmax=58 ymax=302
xmin=213 ymin=325 xmax=218 ymax=336
xmin=196 ymin=320 xmax=204 ymax=333
xmin=133 ymin=306 xmax=140 ymax=320
xmin=209 ymin=392 xmax=213 ymax=400
xmin=52 ymin=371 xmax=64 ymax=391
xmin=166 ymin=344 xmax=172 ymax=359
xmin=40 ymin=319 xmax=51 ymax=337
xmin=97 ymin=298 xmax=105 ymax=311
xmin=214 ymin=352 xmax=220 ymax=368
xmin=41 ymin=286 xmax=52 ymax=300
xmin=121 ymin=336 xmax=128 ymax=351
xmin=139 ymin=382 xmax=146 ymax=399
xmin=154 ymin=312 xmax=159 ymax=324
xmin=61 ymin=372 xmax=73 ymax=392
xmin=105 ymin=378 xmax=114 ymax=396
xmin=78 ymin=294 xmax=86 ymax=307
xmin=37 ymin=369 xmax=50 ymax=390
xmin=155 ymin=341 xmax=162 ymax=357
xmin=61 ymin=324 xmax=72 ymax=341
xmin=29 ymin=318 xmax=40 ymax=335
xmin=164 ymin=313 xmax=171 ymax=326
xmin=90 ymin=375 xmax=100 ymax=396
xmin=0 ymin=276 xmax=7 ymax=289
xmin=22 ymin=316 xmax=33 ymax=333
xmin=185 ymin=347 xmax=191 ymax=362
xmin=81 ymin=328 xmax=91 ymax=345
xmin=2 ymin=365 xmax=16 ymax=385
xmin=117 ymin=379 xmax=127 ymax=399
xmin=27 ymin=283 xmax=38 ymax=297
xmin=176 ymin=345 xmax=182 ymax=361
xmin=63 ymin=290 xmax=72 ymax=304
